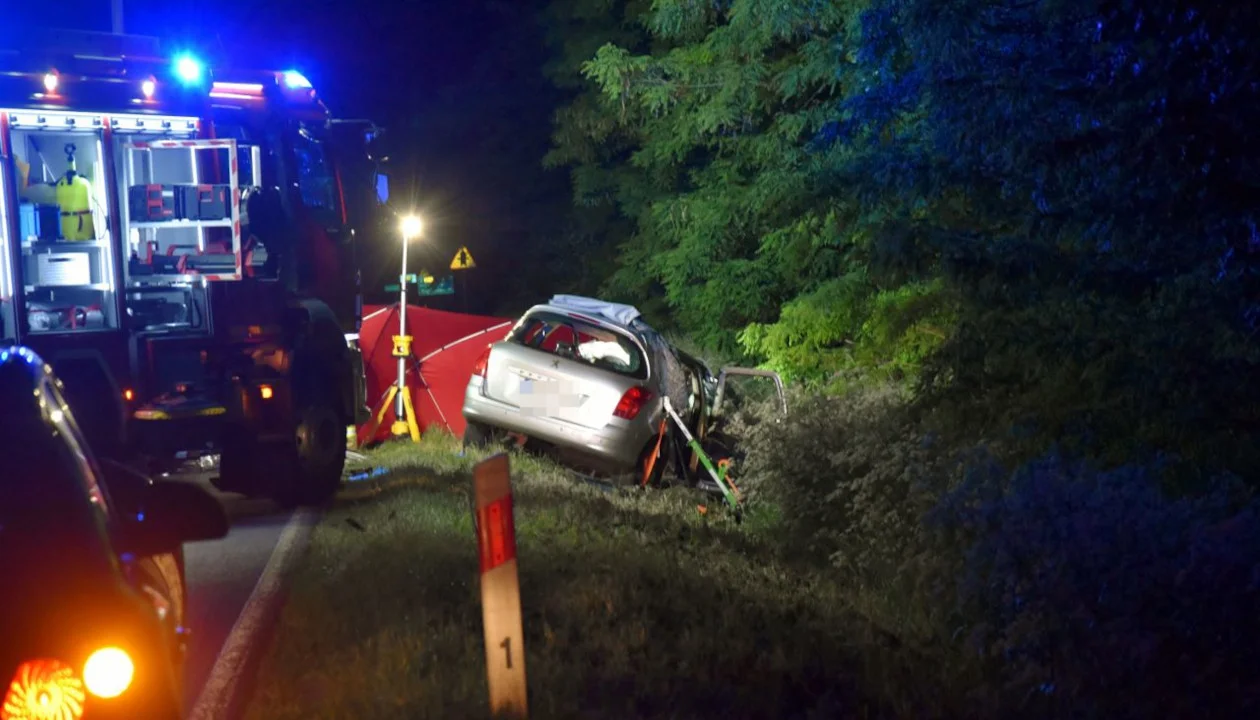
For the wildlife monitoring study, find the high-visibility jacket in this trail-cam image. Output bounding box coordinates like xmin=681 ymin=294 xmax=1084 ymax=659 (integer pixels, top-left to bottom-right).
xmin=55 ymin=172 xmax=95 ymax=241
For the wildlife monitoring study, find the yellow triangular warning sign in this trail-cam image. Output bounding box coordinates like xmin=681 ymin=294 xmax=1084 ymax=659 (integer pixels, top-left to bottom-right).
xmin=450 ymin=246 xmax=477 ymax=270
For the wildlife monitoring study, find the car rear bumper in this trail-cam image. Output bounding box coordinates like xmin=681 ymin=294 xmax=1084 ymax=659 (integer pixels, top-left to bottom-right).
xmin=462 ymin=380 xmax=654 ymax=470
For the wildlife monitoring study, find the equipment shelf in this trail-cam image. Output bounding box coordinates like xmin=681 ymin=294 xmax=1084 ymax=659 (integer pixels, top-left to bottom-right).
xmin=131 ymin=219 xmax=234 ymax=229
xmin=25 ymin=283 xmax=112 ymax=292
xmin=121 ymin=138 xmax=244 ymax=282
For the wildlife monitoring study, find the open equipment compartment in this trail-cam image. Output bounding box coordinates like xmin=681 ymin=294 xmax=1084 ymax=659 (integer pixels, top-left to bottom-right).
xmin=7 ymin=109 xmax=121 ymax=334
xmin=121 ymin=137 xmax=245 ymax=280
xmin=119 ymin=136 xmax=254 ymax=336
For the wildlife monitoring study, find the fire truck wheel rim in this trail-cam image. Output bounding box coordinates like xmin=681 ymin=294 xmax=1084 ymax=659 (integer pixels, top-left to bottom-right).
xmin=296 ymin=404 xmax=342 ymax=470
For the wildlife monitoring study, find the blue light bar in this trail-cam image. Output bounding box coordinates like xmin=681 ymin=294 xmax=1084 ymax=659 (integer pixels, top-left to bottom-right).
xmin=173 ymin=53 xmax=204 ymax=85
xmin=282 ymin=71 xmax=312 ymax=90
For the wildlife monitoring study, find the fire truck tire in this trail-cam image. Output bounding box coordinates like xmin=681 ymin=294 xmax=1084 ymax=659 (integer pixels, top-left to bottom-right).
xmin=286 ymin=395 xmax=346 ymax=506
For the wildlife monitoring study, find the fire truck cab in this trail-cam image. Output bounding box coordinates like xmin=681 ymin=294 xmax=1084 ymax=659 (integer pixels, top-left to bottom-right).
xmin=0 ymin=29 xmax=376 ymax=506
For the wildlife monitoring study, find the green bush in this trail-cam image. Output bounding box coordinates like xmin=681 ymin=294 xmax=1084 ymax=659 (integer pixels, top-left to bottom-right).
xmin=737 ymin=386 xmax=1260 ymax=718
xmin=932 ymin=455 xmax=1260 ymax=719
xmin=732 ymin=384 xmax=956 ymax=644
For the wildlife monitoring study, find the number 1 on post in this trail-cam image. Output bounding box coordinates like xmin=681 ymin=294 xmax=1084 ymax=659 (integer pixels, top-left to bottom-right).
xmin=474 ymin=453 xmax=528 ymax=718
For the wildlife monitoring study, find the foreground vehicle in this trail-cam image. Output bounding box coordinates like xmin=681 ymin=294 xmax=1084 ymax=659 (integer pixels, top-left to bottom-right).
xmin=0 ymin=345 xmax=228 ymax=720
xmin=0 ymin=28 xmax=379 ymax=506
xmin=462 ymin=295 xmax=785 ymax=485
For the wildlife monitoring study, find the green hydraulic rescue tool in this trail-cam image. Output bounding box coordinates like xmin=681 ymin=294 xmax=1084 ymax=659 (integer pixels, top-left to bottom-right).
xmin=661 ymin=396 xmax=742 ymax=514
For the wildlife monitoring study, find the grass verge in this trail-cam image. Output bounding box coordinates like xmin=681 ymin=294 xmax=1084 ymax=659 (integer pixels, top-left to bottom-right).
xmin=243 ymin=435 xmax=915 ymax=719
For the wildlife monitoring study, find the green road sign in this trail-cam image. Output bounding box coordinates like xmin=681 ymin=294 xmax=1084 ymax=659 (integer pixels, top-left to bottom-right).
xmin=415 ymin=275 xmax=454 ymax=296
xmin=385 ymin=274 xmax=454 ymax=296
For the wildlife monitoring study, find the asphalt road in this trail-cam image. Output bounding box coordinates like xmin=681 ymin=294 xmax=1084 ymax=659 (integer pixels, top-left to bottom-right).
xmin=178 ymin=472 xmax=294 ymax=712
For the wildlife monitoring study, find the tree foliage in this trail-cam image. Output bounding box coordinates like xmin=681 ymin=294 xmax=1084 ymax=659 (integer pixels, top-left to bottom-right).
xmin=543 ymin=0 xmax=1260 ymax=479
xmin=544 ymin=0 xmax=948 ymax=380
xmin=843 ymin=0 xmax=1260 ymax=480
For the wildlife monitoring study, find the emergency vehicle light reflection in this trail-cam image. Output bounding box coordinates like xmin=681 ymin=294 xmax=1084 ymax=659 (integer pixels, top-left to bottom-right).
xmin=1 ymin=658 xmax=86 ymax=720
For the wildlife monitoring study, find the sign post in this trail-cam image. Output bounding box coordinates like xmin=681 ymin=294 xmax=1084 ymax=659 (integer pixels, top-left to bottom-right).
xmin=451 ymin=246 xmax=476 ymax=313
xmin=472 ymin=453 xmax=528 ymax=718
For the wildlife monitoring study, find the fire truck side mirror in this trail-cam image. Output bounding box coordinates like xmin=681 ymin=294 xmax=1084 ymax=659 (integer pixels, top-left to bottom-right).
xmin=365 ymin=131 xmax=390 ymax=165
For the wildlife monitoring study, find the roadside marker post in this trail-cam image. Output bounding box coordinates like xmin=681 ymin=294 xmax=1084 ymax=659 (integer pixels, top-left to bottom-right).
xmin=472 ymin=453 xmax=529 ymax=718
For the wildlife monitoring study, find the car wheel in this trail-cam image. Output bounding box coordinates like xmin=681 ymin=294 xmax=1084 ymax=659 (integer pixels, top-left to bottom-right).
xmin=463 ymin=420 xmax=499 ymax=449
xmin=635 ymin=435 xmax=670 ymax=488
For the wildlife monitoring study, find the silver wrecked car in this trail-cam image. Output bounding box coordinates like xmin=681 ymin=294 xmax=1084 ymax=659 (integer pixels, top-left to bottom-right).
xmin=461 ymin=295 xmax=707 ymax=480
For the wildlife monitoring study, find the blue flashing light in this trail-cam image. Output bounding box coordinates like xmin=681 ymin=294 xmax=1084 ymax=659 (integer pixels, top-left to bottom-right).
xmin=282 ymin=71 xmax=312 ymax=90
xmin=173 ymin=54 xmax=205 ymax=85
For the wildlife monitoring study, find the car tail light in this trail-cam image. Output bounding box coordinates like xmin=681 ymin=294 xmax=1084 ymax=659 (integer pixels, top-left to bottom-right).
xmin=82 ymin=648 xmax=133 ymax=699
xmin=472 ymin=346 xmax=491 ymax=378
xmin=2 ymin=658 xmax=86 ymax=720
xmin=614 ymin=386 xmax=652 ymax=420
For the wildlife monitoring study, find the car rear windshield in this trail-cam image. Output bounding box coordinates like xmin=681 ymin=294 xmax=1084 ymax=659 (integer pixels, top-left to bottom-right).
xmin=510 ymin=311 xmax=648 ymax=380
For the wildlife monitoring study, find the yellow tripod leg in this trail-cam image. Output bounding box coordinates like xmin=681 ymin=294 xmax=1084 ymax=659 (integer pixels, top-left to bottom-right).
xmin=382 ymin=386 xmax=410 ymax=438
xmin=363 ymin=385 xmax=398 ymax=441
xmin=401 ymin=387 xmax=422 ymax=442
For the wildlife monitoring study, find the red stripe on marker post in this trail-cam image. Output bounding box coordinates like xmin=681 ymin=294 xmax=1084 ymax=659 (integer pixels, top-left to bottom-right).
xmin=473 ymin=453 xmax=529 ymax=718
xmin=477 ymin=496 xmax=517 ymax=573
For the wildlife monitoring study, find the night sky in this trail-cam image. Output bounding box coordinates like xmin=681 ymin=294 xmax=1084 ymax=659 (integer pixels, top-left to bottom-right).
xmin=11 ymin=0 xmax=562 ymax=316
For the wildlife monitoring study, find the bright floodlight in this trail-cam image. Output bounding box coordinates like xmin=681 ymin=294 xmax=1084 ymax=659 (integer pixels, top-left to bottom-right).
xmin=174 ymin=54 xmax=204 ymax=85
xmin=400 ymin=215 xmax=423 ymax=239
xmin=43 ymin=71 xmax=58 ymax=93
xmin=141 ymin=77 xmax=156 ymax=99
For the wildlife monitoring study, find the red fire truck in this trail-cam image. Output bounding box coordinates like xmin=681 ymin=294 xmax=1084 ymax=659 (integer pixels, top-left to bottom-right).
xmin=0 ymin=28 xmax=381 ymax=505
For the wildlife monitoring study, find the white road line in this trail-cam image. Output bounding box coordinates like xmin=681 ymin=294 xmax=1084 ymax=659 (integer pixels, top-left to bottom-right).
xmin=188 ymin=507 xmax=316 ymax=720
